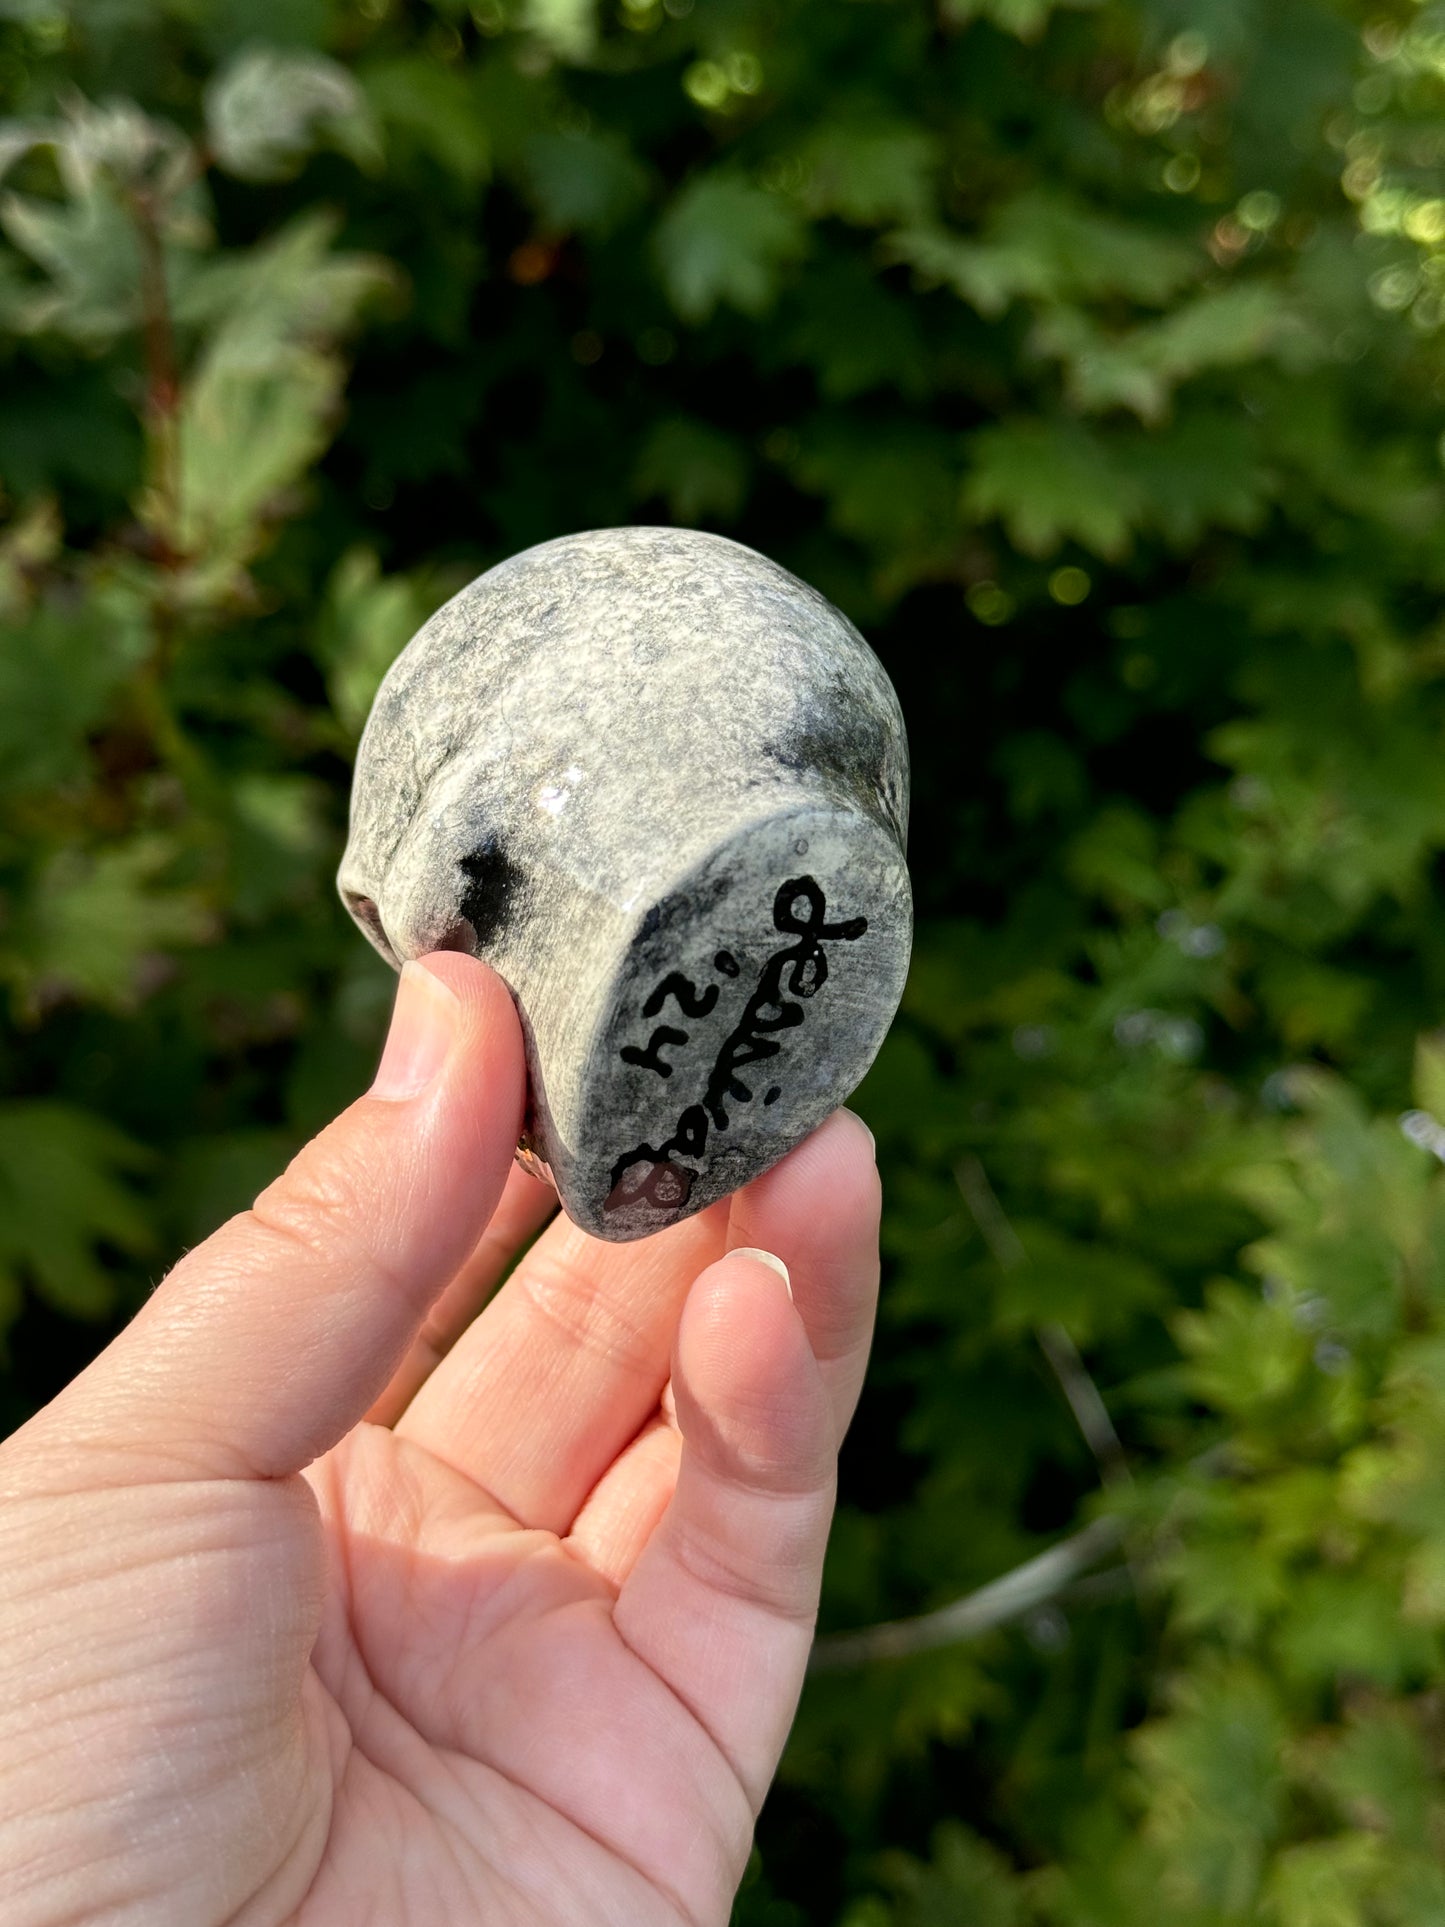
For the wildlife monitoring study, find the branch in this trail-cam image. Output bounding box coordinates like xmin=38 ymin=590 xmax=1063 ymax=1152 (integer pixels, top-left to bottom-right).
xmin=954 ymin=1156 xmax=1131 ymax=1490
xmin=808 ymin=1516 xmax=1125 ymax=1672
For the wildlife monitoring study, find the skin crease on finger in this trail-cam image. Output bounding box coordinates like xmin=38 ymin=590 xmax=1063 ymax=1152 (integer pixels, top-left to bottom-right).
xmin=0 ymin=954 xmax=883 ymax=1927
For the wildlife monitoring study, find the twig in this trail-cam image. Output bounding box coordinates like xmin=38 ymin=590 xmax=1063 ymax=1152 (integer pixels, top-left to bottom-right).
xmin=808 ymin=1516 xmax=1125 ymax=1672
xmin=954 ymin=1156 xmax=1131 ymax=1490
xmin=1033 ymin=1323 xmax=1131 ymax=1490
xmin=953 ymin=1151 xmax=1025 ymax=1268
xmin=812 ymin=1161 xmax=1141 ymax=1675
xmin=129 ymin=186 xmax=182 ymax=564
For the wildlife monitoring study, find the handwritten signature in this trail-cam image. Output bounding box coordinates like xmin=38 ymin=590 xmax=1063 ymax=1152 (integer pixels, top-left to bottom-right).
xmin=605 ymin=875 xmax=867 ymax=1215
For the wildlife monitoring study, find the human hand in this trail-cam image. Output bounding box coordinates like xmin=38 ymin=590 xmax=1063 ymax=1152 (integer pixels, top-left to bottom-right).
xmin=0 ymin=953 xmax=880 ymax=1926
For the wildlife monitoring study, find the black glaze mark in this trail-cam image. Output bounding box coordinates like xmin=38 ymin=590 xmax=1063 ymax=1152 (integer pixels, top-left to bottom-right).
xmin=620 ymin=1025 xmax=689 ymax=1079
xmin=763 ymin=674 xmax=904 ymax=840
xmin=605 ymin=876 xmax=867 ymax=1215
xmin=642 ymin=972 xmax=719 ymax=1020
xmin=458 ymin=835 xmax=523 ymax=948
xmin=715 ymin=950 xmax=740 ymax=977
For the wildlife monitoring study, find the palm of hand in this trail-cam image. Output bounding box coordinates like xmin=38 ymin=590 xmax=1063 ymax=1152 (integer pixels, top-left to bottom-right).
xmin=299 ymin=1427 xmax=751 ymax=1927
xmin=0 ymin=961 xmax=878 ymax=1927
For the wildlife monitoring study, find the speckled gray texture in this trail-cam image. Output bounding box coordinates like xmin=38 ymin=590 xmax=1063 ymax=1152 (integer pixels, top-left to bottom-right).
xmin=339 ymin=526 xmax=912 ymax=1240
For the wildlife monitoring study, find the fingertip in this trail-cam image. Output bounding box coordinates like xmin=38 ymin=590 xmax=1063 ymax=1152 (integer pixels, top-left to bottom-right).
xmin=675 ymin=1251 xmax=831 ymax=1494
xmin=412 ymin=950 xmax=525 ymax=1055
xmin=731 ymin=1246 xmax=792 ymax=1297
xmin=741 ymin=1108 xmax=881 ymax=1224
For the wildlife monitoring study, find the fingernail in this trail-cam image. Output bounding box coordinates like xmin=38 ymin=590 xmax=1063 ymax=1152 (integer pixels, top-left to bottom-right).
xmin=370 ymin=961 xmax=459 ymax=1101
xmin=734 ymin=1246 xmax=793 ymax=1300
xmin=843 ymin=1107 xmax=876 ymax=1157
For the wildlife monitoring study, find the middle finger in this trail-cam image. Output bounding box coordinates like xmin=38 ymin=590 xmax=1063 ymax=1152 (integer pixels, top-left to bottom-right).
xmin=394 ymin=1199 xmax=728 ymax=1531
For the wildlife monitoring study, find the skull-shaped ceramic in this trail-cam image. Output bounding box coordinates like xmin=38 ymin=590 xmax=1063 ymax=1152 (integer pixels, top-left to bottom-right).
xmin=339 ymin=526 xmax=911 ymax=1240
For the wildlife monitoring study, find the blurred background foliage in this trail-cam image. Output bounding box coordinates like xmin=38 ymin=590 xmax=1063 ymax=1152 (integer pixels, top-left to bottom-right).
xmin=7 ymin=0 xmax=1445 ymax=1919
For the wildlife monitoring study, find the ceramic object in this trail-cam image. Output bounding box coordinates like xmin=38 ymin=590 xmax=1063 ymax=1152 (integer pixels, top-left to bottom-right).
xmin=338 ymin=526 xmax=912 ymax=1240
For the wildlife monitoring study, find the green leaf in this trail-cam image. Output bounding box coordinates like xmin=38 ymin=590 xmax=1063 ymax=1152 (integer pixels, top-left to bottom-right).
xmin=655 ymin=174 xmax=807 ymax=321
xmin=1118 ymin=411 xmax=1271 ymax=546
xmin=963 ymin=418 xmax=1144 ymax=558
xmin=1262 ymin=1835 xmax=1383 ymax=1927
xmin=892 ymin=191 xmax=1198 ymax=317
xmin=521 ymin=128 xmax=649 ymax=236
xmin=1133 ymin=1664 xmax=1287 ymax=1917
xmin=782 ymin=262 xmax=929 ymax=399
xmin=0 ymin=577 xmax=148 ymax=800
xmin=1279 ymin=1570 xmax=1437 ymax=1691
xmin=1318 ymin=1708 xmax=1433 ymax=1848
xmin=359 ymin=56 xmax=491 ymax=187
xmin=205 ymin=45 xmax=379 ymax=182
xmin=1414 ymin=1033 xmax=1445 ymax=1123
xmin=0 ymin=1101 xmax=153 ymax=1322
xmin=795 ymin=419 xmax=959 ymax=567
xmin=226 ymin=773 xmax=330 ymax=921
xmin=7 ymin=838 xmax=213 ymax=1010
xmin=870 ymin=1822 xmax=1026 ymax=1925
xmin=318 ymin=547 xmax=435 ymax=740
xmin=1040 ymin=285 xmax=1295 ymax=421
xmin=633 ymin=416 xmax=749 ymax=523
xmin=792 ymin=119 xmax=937 ymax=227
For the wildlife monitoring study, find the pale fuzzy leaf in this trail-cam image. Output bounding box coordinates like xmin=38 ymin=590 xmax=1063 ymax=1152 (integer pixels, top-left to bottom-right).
xmin=0 ymin=181 xmax=142 ymax=342
xmin=168 ymin=214 xmax=391 ymax=561
xmin=57 ymin=93 xmax=189 ymax=195
xmin=205 ymin=46 xmax=378 ymax=183
xmin=525 ymin=0 xmax=596 ymax=61
xmin=174 ymin=349 xmax=339 ymax=561
xmin=174 ymin=210 xmax=391 ymax=360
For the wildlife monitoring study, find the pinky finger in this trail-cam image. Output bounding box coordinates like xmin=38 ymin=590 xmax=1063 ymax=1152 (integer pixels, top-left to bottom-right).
xmin=612 ymin=1249 xmax=837 ymax=1810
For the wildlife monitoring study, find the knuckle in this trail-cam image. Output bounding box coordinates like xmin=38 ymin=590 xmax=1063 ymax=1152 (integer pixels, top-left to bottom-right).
xmin=242 ymin=1141 xmax=418 ymax=1307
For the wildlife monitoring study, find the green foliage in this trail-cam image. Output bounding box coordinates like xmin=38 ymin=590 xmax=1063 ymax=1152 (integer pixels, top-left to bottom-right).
xmin=7 ymin=0 xmax=1445 ymax=1920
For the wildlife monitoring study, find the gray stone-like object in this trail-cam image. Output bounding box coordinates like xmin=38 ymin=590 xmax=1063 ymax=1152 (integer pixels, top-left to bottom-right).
xmin=338 ymin=526 xmax=912 ymax=1240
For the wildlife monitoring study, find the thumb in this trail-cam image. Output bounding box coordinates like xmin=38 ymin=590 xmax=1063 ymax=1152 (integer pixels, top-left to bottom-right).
xmin=38 ymin=953 xmax=526 ymax=1481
